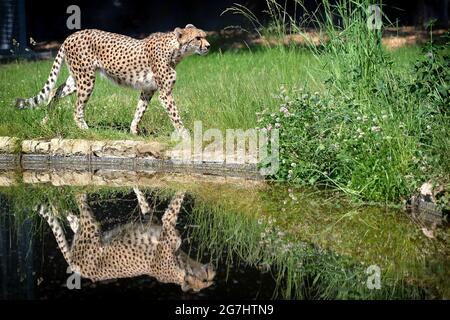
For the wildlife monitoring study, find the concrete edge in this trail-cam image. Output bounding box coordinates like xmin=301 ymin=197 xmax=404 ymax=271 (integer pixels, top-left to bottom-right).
xmin=0 ymin=136 xmax=263 ymax=180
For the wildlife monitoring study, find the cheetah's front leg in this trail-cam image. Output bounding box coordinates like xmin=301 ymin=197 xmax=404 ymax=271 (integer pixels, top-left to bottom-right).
xmin=73 ymin=68 xmax=96 ymax=130
xmin=130 ymin=91 xmax=155 ymax=135
xmin=159 ymin=192 xmax=185 ymax=250
xmin=154 ymin=67 xmax=187 ymax=135
xmin=159 ymin=90 xmax=185 ymax=134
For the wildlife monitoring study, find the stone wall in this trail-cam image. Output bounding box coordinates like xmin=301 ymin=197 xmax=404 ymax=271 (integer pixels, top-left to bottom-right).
xmin=20 ymin=138 xmax=163 ymax=158
xmin=0 ymin=136 xmax=261 ymax=179
xmin=0 ymin=137 xmax=19 ymax=153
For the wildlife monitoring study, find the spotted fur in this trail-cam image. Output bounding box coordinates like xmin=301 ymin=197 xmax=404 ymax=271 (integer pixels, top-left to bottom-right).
xmin=38 ymin=189 xmax=215 ymax=292
xmin=16 ymin=24 xmax=210 ymax=135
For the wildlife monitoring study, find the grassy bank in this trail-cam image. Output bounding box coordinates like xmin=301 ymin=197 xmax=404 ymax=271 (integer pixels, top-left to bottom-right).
xmin=0 ymin=2 xmax=448 ymax=204
xmin=0 ymin=47 xmax=320 ymax=140
xmin=249 ymin=0 xmax=450 ymax=203
xmin=0 ymin=42 xmax=423 ymax=140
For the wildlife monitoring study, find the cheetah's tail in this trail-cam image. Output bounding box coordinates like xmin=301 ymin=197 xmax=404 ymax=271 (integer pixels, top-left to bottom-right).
xmin=15 ymin=45 xmax=65 ymax=109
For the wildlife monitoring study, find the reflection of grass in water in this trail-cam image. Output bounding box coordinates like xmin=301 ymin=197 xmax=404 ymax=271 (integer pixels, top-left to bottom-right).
xmin=0 ymin=184 xmax=175 ymax=222
xmin=260 ymin=185 xmax=450 ymax=298
xmin=178 ymin=183 xmax=450 ymax=298
xmin=187 ymin=201 xmax=426 ymax=299
xmin=1 ymin=182 xmax=448 ymax=298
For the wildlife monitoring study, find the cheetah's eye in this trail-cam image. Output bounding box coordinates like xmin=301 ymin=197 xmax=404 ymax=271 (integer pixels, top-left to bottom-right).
xmin=195 ymin=37 xmax=201 ymax=41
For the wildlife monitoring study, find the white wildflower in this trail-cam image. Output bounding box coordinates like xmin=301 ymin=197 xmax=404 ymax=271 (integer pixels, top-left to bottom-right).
xmin=280 ymin=106 xmax=289 ymax=113
xmin=371 ymin=126 xmax=381 ymax=133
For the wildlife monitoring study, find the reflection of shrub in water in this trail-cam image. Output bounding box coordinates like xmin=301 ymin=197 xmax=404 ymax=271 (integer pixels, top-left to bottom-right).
xmin=186 ymin=203 xmax=426 ymax=299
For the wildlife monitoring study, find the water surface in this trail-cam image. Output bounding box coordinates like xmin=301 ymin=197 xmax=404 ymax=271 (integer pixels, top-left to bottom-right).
xmin=0 ymin=169 xmax=448 ymax=299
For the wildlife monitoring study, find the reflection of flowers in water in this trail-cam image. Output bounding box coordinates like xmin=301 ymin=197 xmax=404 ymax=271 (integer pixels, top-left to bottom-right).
xmin=256 ymin=262 xmax=271 ymax=273
xmin=258 ymin=216 xmax=295 ymax=254
xmin=288 ymin=188 xmax=298 ymax=202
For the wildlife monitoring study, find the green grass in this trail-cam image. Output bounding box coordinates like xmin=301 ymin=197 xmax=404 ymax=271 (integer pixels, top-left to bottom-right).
xmin=1 ymin=43 xmax=423 ymax=140
xmin=246 ymin=0 xmax=450 ymax=203
xmin=188 ymin=201 xmax=430 ymax=299
xmin=0 ymin=47 xmax=322 ymax=141
xmin=0 ymin=7 xmax=448 ymax=205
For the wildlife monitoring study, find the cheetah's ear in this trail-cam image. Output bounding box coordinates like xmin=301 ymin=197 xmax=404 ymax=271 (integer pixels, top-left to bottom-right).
xmin=181 ymin=282 xmax=191 ymax=292
xmin=174 ymin=27 xmax=183 ymax=39
xmin=185 ymin=24 xmax=195 ymax=29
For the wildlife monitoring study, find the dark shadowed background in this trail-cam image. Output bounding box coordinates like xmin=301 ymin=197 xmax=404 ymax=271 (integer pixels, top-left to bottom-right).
xmin=0 ymin=0 xmax=449 ymax=53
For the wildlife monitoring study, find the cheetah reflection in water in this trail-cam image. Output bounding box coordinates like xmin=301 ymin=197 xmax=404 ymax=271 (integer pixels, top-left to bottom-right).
xmin=38 ymin=189 xmax=215 ymax=292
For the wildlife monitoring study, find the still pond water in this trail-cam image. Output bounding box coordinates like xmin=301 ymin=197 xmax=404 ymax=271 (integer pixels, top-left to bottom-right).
xmin=0 ymin=169 xmax=448 ymax=299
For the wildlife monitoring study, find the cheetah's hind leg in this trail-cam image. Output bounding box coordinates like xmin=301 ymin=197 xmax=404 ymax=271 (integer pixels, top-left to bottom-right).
xmin=66 ymin=213 xmax=79 ymax=233
xmin=38 ymin=204 xmax=71 ymax=263
xmin=73 ymin=68 xmax=96 ymax=130
xmin=42 ymin=75 xmax=77 ymax=125
xmin=53 ymin=75 xmax=77 ymax=102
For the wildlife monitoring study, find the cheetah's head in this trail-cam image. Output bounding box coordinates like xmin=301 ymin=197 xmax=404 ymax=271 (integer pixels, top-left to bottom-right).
xmin=174 ymin=24 xmax=210 ymax=56
xmin=177 ymin=251 xmax=216 ymax=292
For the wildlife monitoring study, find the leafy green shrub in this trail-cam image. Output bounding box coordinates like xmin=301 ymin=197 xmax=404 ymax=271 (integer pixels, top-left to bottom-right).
xmin=259 ymin=41 xmax=449 ymax=202
xmin=409 ymin=32 xmax=450 ymax=114
xmin=254 ymin=1 xmax=449 ymax=202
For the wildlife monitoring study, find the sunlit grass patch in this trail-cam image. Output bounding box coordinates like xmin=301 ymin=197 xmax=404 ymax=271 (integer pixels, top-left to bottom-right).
xmin=0 ymin=47 xmax=321 ymax=141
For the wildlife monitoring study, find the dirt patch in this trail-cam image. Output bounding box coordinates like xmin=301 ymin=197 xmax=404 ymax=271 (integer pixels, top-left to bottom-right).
xmin=206 ymin=26 xmax=447 ymax=50
xmin=28 ymin=27 xmax=446 ymax=59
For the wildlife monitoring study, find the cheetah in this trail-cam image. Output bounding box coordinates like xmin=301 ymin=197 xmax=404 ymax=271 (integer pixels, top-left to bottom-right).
xmin=38 ymin=188 xmax=215 ymax=292
xmin=16 ymin=25 xmax=210 ymax=135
